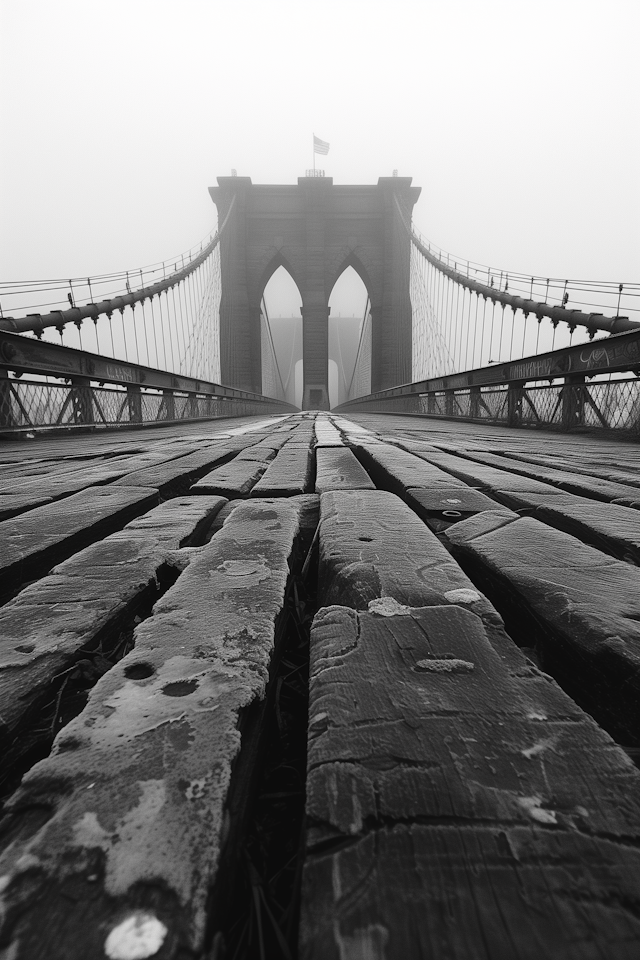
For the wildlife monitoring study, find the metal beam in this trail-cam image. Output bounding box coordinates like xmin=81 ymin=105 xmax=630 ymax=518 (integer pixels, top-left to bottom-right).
xmin=0 ymin=329 xmax=296 ymax=408
xmin=339 ymin=326 xmax=640 ymax=407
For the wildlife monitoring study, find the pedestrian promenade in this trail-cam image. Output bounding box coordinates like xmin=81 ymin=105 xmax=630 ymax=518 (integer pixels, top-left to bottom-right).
xmin=1 ymin=412 xmax=639 ymax=959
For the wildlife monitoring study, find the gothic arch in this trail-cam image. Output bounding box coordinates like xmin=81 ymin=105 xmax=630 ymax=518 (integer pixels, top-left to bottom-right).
xmin=253 ymin=251 xmax=302 ymax=311
xmin=327 ymin=252 xmax=375 ymax=308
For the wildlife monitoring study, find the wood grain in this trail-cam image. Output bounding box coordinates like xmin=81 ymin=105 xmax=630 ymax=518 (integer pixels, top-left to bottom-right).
xmin=315 ymin=446 xmax=375 ymax=493
xmin=300 ymin=604 xmax=640 ymax=960
xmin=447 ymin=514 xmax=640 ymax=743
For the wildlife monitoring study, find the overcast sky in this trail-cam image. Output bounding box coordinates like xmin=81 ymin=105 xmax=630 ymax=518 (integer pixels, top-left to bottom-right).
xmin=2 ymin=0 xmax=638 ymax=319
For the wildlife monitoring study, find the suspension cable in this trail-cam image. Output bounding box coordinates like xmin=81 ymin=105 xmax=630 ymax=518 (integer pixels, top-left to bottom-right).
xmin=394 ymin=197 xmax=640 ymax=336
xmin=0 ymin=196 xmax=236 ymax=335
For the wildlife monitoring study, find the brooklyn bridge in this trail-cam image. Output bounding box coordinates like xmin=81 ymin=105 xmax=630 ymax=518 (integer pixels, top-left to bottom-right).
xmin=1 ymin=175 xmax=640 ymax=959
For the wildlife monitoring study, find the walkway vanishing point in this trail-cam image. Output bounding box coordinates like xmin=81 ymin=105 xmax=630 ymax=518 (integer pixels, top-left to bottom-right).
xmin=1 ymin=411 xmax=640 ymax=959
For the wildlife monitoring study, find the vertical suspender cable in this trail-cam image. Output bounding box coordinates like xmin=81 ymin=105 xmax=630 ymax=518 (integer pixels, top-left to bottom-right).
xmin=162 ymin=290 xmax=175 ymax=372
xmin=150 ymin=296 xmax=161 ymax=369
xmin=131 ymin=303 xmax=140 ymax=364
xmin=169 ymin=286 xmax=181 ymax=372
xmin=121 ymin=309 xmax=128 ymax=361
xmin=472 ymin=294 xmax=480 ymax=368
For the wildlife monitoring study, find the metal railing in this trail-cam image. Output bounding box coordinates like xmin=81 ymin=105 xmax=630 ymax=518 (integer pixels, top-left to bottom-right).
xmin=0 ymin=329 xmax=296 ymax=435
xmin=336 ymin=326 xmax=640 ymax=436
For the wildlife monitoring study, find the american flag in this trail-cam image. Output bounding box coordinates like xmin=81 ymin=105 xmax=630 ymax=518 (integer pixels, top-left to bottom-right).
xmin=313 ymin=135 xmax=330 ymax=155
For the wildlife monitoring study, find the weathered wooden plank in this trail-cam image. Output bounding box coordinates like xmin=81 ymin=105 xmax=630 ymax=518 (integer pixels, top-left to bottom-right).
xmin=314 ymin=418 xmax=344 ymax=446
xmin=233 ymin=442 xmax=281 ymax=461
xmin=288 ymin=421 xmax=316 ymax=442
xmin=0 ymin=448 xmax=200 ymax=500
xmin=406 ymin=485 xmax=500 ymax=527
xmin=0 ymin=493 xmax=54 ymax=520
xmin=189 ymin=436 xmax=292 ymax=498
xmin=112 ymin=443 xmax=243 ymax=493
xmin=330 ymin=416 xmax=374 ymax=435
xmin=0 ymin=462 xmax=136 ymax=499
xmin=314 ymin=446 xmax=375 ymax=493
xmin=354 ymin=441 xmax=470 ymax=494
xmin=496 ymin=450 xmax=640 ymax=491
xmin=251 ymin=442 xmax=312 ymax=496
xmin=0 ymin=496 xmax=227 ymax=750
xmin=320 ymin=488 xmax=491 ymax=610
xmin=0 ymin=496 xmax=313 ymax=960
xmin=329 ymin=417 xmax=381 ymax=446
xmin=447 ymin=448 xmax=640 ymax=505
xmin=447 ymin=514 xmax=640 ymax=743
xmin=438 ymin=505 xmax=520 ymax=540
xmin=191 ymin=455 xmax=269 ymax=496
xmin=319 ymin=490 xmax=527 ymax=668
xmin=0 ymin=485 xmax=159 ymax=593
xmin=300 ymin=603 xmax=640 ymax=959
xmin=302 ymin=825 xmax=640 ymax=960
xmin=485 ymin=488 xmax=640 ymax=563
xmin=408 ymin=445 xmax=569 ymax=496
xmin=0 ymin=457 xmax=99 ymax=482
xmin=107 ymin=495 xmax=227 ymax=545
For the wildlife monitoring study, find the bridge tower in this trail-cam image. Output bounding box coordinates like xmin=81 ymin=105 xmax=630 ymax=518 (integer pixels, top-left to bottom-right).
xmin=209 ymin=175 xmax=421 ymax=409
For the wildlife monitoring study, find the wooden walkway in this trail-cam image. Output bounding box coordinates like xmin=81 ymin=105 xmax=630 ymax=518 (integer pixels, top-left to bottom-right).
xmin=1 ymin=413 xmax=640 ymax=959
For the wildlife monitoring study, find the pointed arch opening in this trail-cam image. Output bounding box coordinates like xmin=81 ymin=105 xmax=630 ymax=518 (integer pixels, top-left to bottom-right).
xmin=328 ymin=266 xmax=371 ymax=408
xmin=261 ymin=265 xmax=303 ymax=407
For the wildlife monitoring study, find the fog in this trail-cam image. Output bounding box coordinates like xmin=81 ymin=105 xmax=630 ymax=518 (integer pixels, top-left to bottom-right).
xmin=2 ymin=0 xmax=639 ymax=317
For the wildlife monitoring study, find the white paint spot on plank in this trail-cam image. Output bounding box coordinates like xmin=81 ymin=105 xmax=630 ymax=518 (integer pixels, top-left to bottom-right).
xmin=105 ymin=912 xmax=167 ymax=959
xmin=522 ymin=736 xmax=558 ymax=760
xmin=444 ymin=588 xmax=481 ymax=604
xmin=73 ymin=811 xmax=112 ymax=848
xmin=517 ymin=795 xmax=557 ymax=824
xmin=415 ymin=658 xmax=474 ymax=673
xmin=185 ymin=778 xmax=207 ymax=800
xmin=216 ymin=559 xmax=271 ymax=583
xmin=368 ymin=597 xmax=411 ymax=617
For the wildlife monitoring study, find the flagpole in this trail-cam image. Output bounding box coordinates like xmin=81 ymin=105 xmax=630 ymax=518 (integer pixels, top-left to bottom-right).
xmin=312 ymin=133 xmax=315 ymax=174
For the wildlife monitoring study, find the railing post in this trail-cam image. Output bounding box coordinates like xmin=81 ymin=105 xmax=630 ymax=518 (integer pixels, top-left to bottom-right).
xmin=562 ymin=374 xmax=585 ymax=431
xmin=469 ymin=386 xmax=481 ymax=419
xmin=161 ymin=389 xmax=176 ymax=421
xmin=70 ymin=376 xmax=94 ymax=425
xmin=445 ymin=390 xmax=455 ymax=417
xmin=188 ymin=393 xmax=199 ymax=419
xmin=508 ymin=381 xmax=525 ymax=427
xmin=127 ymin=384 xmax=143 ymax=423
xmin=0 ymin=370 xmax=16 ymax=428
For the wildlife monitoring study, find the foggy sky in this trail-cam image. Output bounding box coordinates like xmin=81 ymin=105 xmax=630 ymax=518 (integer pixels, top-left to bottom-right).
xmin=2 ymin=0 xmax=639 ymax=319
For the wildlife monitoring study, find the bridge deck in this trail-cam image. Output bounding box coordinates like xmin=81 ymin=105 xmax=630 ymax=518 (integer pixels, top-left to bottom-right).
xmin=1 ymin=413 xmax=639 ymax=959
